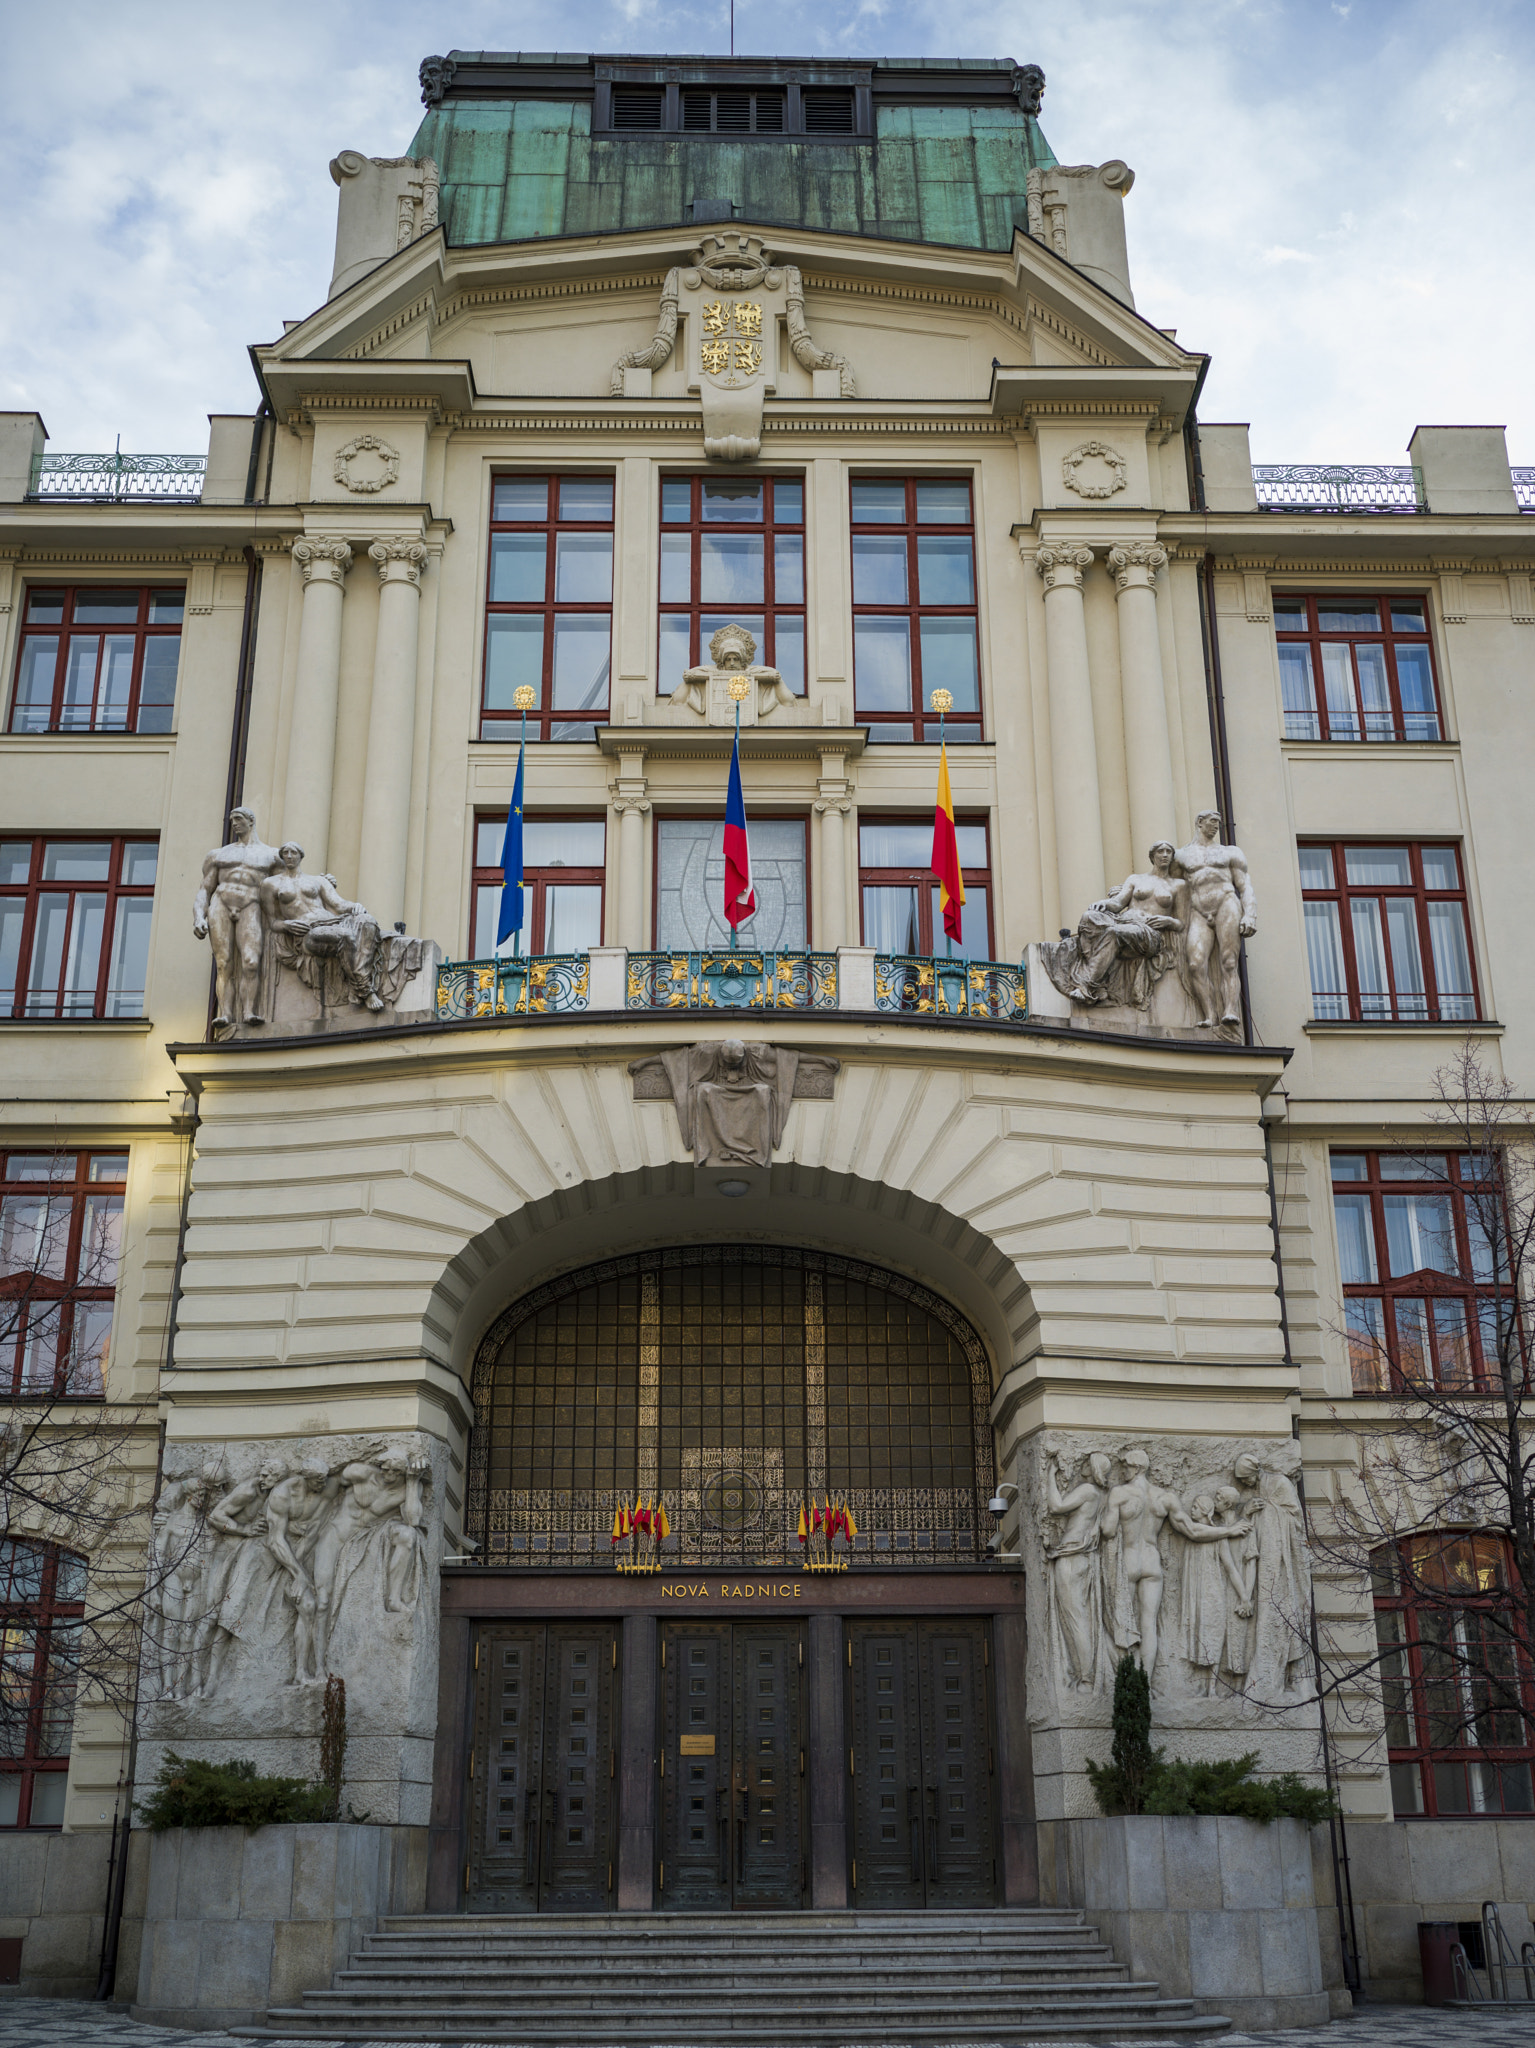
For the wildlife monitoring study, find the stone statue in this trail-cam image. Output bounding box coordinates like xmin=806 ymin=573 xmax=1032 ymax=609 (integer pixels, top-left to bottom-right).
xmin=1214 ymin=1483 xmax=1256 ymax=1683
xmin=630 ymin=1040 xmax=840 ymax=1169
xmin=1044 ymin=1450 xmax=1112 ymax=1691
xmin=147 ymin=1473 xmax=216 ymax=1701
xmin=193 ymin=807 xmax=282 ymax=1029
xmin=306 ymin=1445 xmax=433 ymax=1676
xmin=1173 ymin=810 xmax=1256 ymax=1033
xmin=670 ymin=622 xmax=796 ymax=724
xmin=200 ymin=1459 xmax=288 ymax=1697
xmin=1177 ymin=1491 xmax=1256 ymax=1697
xmin=260 ymin=844 xmax=391 ymax=1011
xmin=1099 ymin=1448 xmax=1246 ymax=1684
xmin=1233 ymin=1447 xmax=1312 ymax=1700
xmin=1040 ymin=843 xmax=1189 ymax=1010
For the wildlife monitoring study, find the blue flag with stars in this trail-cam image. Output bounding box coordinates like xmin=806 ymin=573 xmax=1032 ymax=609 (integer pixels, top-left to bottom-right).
xmin=496 ymin=741 xmax=525 ymax=949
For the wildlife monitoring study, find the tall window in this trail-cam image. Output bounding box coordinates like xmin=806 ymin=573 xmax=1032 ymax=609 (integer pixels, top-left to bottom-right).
xmin=859 ymin=818 xmax=992 ymax=958
xmin=655 ymin=817 xmax=807 ymax=952
xmin=1300 ymin=842 xmax=1477 ymax=1024
xmin=1374 ymin=1535 xmax=1534 ymax=1817
xmin=658 ymin=475 xmax=805 ymax=696
xmin=0 ymin=1150 xmax=124 ymax=1397
xmin=0 ymin=1538 xmax=85 ymax=1827
xmin=1275 ymin=595 xmax=1441 ymax=743
xmin=850 ymin=479 xmax=980 ymax=742
xmin=9 ymin=586 xmax=183 ymax=736
xmin=470 ymin=816 xmax=606 ymax=957
xmin=482 ymin=475 xmax=613 ymax=741
xmin=1331 ymin=1150 xmax=1514 ymax=1395
xmin=1 ymin=838 xmax=157 ymax=1020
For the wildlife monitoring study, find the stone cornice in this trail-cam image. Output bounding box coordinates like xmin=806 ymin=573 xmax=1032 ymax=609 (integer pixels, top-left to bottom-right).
xmin=444 ymin=403 xmax=1010 ymax=440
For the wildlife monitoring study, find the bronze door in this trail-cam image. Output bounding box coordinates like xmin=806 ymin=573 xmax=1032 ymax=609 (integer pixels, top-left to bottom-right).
xmin=660 ymin=1620 xmax=806 ymax=1909
xmin=847 ymin=1619 xmax=997 ymax=1908
xmin=467 ymin=1622 xmax=618 ymax=1912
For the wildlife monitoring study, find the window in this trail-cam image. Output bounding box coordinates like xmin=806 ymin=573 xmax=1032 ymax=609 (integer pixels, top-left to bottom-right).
xmin=1373 ymin=1535 xmax=1534 ymax=1818
xmin=1331 ymin=1150 xmax=1516 ymax=1395
xmin=0 ymin=1538 xmax=85 ymax=1827
xmin=655 ymin=817 xmax=807 ymax=952
xmin=9 ymin=586 xmax=183 ymax=735
xmin=482 ymin=475 xmax=614 ymax=742
xmin=859 ymin=818 xmax=992 ymax=959
xmin=681 ymin=87 xmax=784 ymax=132
xmin=850 ymin=479 xmax=980 ymax=743
xmin=1 ymin=838 xmax=157 ymax=1020
xmin=0 ymin=1150 xmax=124 ymax=1397
xmin=658 ymin=476 xmax=805 ymax=696
xmin=471 ymin=816 xmax=606 ymax=957
xmin=1274 ymin=595 xmax=1441 ymax=744
xmin=1300 ymin=842 xmax=1477 ymax=1024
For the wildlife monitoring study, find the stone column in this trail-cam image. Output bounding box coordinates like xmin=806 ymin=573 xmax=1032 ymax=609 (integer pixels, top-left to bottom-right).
xmin=357 ymin=538 xmax=428 ymax=928
xmin=609 ymin=741 xmax=650 ymax=949
xmin=1107 ymin=542 xmax=1176 ymax=863
xmin=814 ymin=745 xmax=854 ymax=948
xmin=285 ymin=537 xmax=353 ymax=872
xmin=1033 ymin=542 xmax=1105 ymax=921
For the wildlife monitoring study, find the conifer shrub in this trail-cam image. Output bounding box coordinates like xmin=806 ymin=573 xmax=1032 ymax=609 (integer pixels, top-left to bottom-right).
xmin=135 ymin=1753 xmax=336 ymax=1831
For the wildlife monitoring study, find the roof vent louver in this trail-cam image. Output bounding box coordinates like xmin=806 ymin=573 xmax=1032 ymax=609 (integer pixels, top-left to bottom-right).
xmin=612 ymin=85 xmax=665 ymax=130
xmin=804 ymin=89 xmax=855 ymax=133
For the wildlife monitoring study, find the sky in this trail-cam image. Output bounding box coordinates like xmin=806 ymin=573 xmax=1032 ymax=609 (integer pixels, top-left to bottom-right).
xmin=2 ymin=0 xmax=1532 ymax=466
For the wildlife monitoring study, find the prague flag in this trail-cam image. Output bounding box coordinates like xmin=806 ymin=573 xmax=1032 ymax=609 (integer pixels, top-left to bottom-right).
xmin=797 ymin=1503 xmax=808 ymax=1544
xmin=930 ymin=743 xmax=965 ymax=944
xmin=723 ymin=726 xmax=756 ymax=931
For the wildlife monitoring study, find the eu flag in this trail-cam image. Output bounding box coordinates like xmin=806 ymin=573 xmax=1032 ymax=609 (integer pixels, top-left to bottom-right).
xmin=496 ymin=741 xmax=525 ymax=949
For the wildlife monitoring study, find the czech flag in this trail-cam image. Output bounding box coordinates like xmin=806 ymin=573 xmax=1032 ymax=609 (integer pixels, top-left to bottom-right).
xmin=496 ymin=741 xmax=526 ymax=949
xmin=723 ymin=727 xmax=756 ymax=931
xmin=930 ymin=742 xmax=965 ymax=944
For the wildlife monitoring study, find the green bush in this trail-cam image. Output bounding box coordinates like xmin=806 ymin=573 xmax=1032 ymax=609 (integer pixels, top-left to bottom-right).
xmin=1086 ymin=1656 xmax=1335 ymax=1826
xmin=135 ymin=1752 xmax=336 ymax=1831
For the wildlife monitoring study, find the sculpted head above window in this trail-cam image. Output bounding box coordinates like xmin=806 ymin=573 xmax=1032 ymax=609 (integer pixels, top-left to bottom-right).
xmin=708 ymin=623 xmax=757 ymax=670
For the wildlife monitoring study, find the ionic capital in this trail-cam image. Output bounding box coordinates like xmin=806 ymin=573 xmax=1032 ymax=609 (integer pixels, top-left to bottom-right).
xmin=1034 ymin=542 xmax=1094 ymax=591
xmin=1107 ymin=541 xmax=1169 ymax=592
xmin=610 ymin=794 xmax=651 ymax=816
xmin=368 ymin=537 xmax=428 ymax=586
xmin=292 ymin=536 xmax=354 ymax=587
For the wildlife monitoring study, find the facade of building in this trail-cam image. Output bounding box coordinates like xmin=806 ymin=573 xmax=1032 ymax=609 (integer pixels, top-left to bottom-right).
xmin=1 ymin=46 xmax=1532 ymax=2016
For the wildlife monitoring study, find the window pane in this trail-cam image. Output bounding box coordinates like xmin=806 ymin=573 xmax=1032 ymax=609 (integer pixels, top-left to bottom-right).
xmin=915 ymin=483 xmax=970 ymax=524
xmin=1356 ymin=645 xmax=1392 ymax=740
xmin=1349 ymin=899 xmax=1385 ymax=1016
xmin=1394 ymin=1297 xmax=1431 ymax=1385
xmin=860 ymin=823 xmax=929 ymax=867
xmin=1383 ymin=1193 xmax=1457 ymax=1278
xmin=1385 ymin=899 xmax=1426 ymax=1017
xmin=559 ymin=477 xmax=613 ymax=521
xmin=0 ymin=1778 xmax=18 ymax=1826
xmin=60 ymin=638 xmax=99 ymax=731
xmin=70 ymin=1303 xmax=112 ymax=1395
xmin=919 ymin=618 xmax=979 ymax=712
xmin=1389 ymin=1762 xmax=1425 ymax=1815
xmin=1318 ymin=601 xmax=1380 ymax=631
xmin=1333 ymin=1191 xmax=1379 ymax=1283
xmin=137 ymin=637 xmax=179 ymax=731
xmin=524 ymin=820 xmax=605 ymax=867
xmin=1273 ymin=598 xmax=1307 ymax=631
xmin=1378 ymin=1153 xmax=1436 ymax=1179
xmin=955 ymin=825 xmax=987 ymax=866
xmin=1298 ymin=846 xmax=1334 ymax=890
xmin=1320 ymin=642 xmax=1358 ymax=739
xmin=29 ymin=1773 xmax=67 ymax=1823
xmin=772 ymin=480 xmax=803 ymax=524
xmin=1346 ymin=1297 xmax=1385 ymax=1391
xmin=24 ymin=897 xmax=69 ymax=1015
xmin=853 ymin=618 xmax=911 ymax=712
xmin=550 ymin=617 xmax=611 ymax=713
xmin=1390 ymin=601 xmax=1427 ymax=632
xmin=493 ymin=478 xmax=548 ymax=521
xmin=489 ymin=534 xmax=547 ymax=604
xmin=1432 ymin=1299 xmax=1471 ymax=1388
xmin=916 ymin=534 xmax=974 ymax=605
xmin=148 ymin=590 xmax=184 ymax=625
xmin=88 ymin=1154 xmax=127 ymax=1182
xmin=12 ymin=637 xmax=58 ymax=731
xmin=1421 ymin=845 xmax=1460 ymax=890
xmin=485 ymin=616 xmax=545 ymax=709
xmin=699 ymin=533 xmax=764 ymax=605
xmin=94 ymin=635 xmax=136 ymax=731
xmin=659 ymin=533 xmax=690 ymax=604
xmin=0 ymin=845 xmax=34 ymax=886
xmin=1 ymin=1192 xmax=69 ymax=1280
xmin=701 ymin=479 xmax=762 ymax=522
xmin=865 ymin=724 xmax=914 ymax=744
xmin=543 ymin=884 xmax=603 ymax=953
xmin=773 ymin=534 xmax=804 ymax=604
xmin=661 ymin=479 xmax=691 ymax=523
xmin=20 ymin=1303 xmax=63 ymax=1387
xmin=41 ymin=844 xmax=110 ymax=884
xmin=473 ymin=881 xmax=504 ymax=956
xmin=554 ymin=533 xmax=613 ymax=603
xmin=3 ymin=1156 xmax=69 ymax=1183
xmin=699 ymin=613 xmax=763 ymax=658
xmin=851 ymin=482 xmax=906 ymax=522
xmin=929 ymin=884 xmax=988 ymax=959
xmin=61 ymin=897 xmax=105 ymax=1016
xmin=1345 ymin=846 xmax=1411 ymax=886
xmin=1426 ymin=902 xmax=1474 ymax=1017
xmin=1396 ymin=647 xmax=1438 ymax=740
xmin=658 ymin=615 xmax=692 ymax=690
xmin=1304 ymin=900 xmax=1347 ymax=1018
xmin=475 ymin=819 xmax=503 ymax=868
xmin=852 ymin=536 xmax=907 ymax=605
xmin=25 ymin=590 xmax=65 ymax=624
xmin=0 ymin=903 xmax=23 ymax=1014
xmin=73 ymin=590 xmax=139 ymax=625
xmin=863 ymin=885 xmax=923 ymax=954
xmin=656 ymin=818 xmax=806 ymax=953
xmin=105 ymin=900 xmax=152 ymax=1017
xmin=773 ymin=616 xmax=805 ymax=694
xmin=1279 ymin=645 xmax=1318 ymax=739
xmin=1331 ymin=1153 xmax=1368 ymax=1180
xmin=121 ymin=842 xmax=158 ymax=886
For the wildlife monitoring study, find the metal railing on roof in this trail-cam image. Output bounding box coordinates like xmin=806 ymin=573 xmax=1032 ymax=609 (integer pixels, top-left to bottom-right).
xmin=1513 ymin=468 xmax=1535 ymax=512
xmin=1252 ymin=464 xmax=1424 ymax=514
xmin=27 ymin=446 xmax=207 ymax=503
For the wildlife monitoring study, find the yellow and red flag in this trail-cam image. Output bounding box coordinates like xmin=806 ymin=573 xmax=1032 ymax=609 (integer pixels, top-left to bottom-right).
xmin=656 ymin=1498 xmax=671 ymax=1541
xmin=845 ymin=1500 xmax=858 ymax=1540
xmin=797 ymin=1502 xmax=808 ymax=1544
xmin=930 ymin=743 xmax=965 ymax=943
xmin=611 ymin=1503 xmax=623 ymax=1544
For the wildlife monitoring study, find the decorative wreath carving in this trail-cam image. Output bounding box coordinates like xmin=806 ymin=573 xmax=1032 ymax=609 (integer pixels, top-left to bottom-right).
xmin=333 ymin=433 xmax=400 ymax=495
xmin=1061 ymin=439 xmax=1128 ymax=500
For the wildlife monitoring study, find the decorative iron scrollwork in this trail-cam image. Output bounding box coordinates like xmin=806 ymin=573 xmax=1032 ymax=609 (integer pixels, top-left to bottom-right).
xmin=435 ymin=953 xmax=591 ymax=1020
xmin=873 ymin=954 xmax=1027 ymax=1023
xmin=625 ymin=950 xmax=838 ymax=1011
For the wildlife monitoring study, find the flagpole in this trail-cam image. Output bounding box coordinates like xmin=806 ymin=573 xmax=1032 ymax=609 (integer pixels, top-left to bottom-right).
xmin=930 ymin=689 xmax=954 ymax=959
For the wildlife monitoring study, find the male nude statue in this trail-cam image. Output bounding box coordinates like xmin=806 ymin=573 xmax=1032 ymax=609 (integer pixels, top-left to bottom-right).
xmin=1173 ymin=811 xmax=1256 ymax=1031
xmin=1100 ymin=1447 xmax=1247 ymax=1683
xmin=193 ymin=808 xmax=281 ymax=1029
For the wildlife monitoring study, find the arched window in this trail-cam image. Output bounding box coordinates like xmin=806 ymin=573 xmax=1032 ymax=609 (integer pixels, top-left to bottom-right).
xmin=469 ymin=1246 xmax=993 ymax=1567
xmin=1373 ymin=1534 xmax=1534 ymax=1817
xmin=0 ymin=1537 xmax=85 ymax=1828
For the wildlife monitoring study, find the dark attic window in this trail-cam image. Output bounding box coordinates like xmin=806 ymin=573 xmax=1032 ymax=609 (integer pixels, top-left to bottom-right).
xmin=612 ymin=85 xmax=664 ymax=130
xmin=682 ymin=87 xmax=785 ymax=133
xmin=803 ymin=89 xmax=855 ymax=132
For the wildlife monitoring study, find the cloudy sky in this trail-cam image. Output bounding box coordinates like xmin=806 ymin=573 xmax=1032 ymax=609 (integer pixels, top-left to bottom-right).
xmin=3 ymin=0 xmax=1530 ymax=466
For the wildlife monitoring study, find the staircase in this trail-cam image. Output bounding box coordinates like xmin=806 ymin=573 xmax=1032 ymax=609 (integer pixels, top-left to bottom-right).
xmin=243 ymin=1908 xmax=1233 ymax=2043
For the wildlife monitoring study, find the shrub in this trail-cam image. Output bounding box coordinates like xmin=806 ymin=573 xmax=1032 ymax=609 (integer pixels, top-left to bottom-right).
xmin=135 ymin=1753 xmax=335 ymax=1831
xmin=1085 ymin=1654 xmax=1161 ymax=1815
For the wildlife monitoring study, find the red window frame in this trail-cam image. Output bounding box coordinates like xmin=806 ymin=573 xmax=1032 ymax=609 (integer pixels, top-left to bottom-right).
xmin=0 ymin=836 xmax=159 ymax=1021
xmin=8 ymin=585 xmax=184 ymax=735
xmin=0 ymin=1149 xmax=124 ymax=1398
xmin=481 ymin=474 xmax=614 ymax=743
xmin=0 ymin=1537 xmax=86 ymax=1829
xmin=470 ymin=813 xmax=607 ymax=957
xmin=858 ymin=815 xmax=993 ymax=957
xmin=657 ymin=472 xmax=806 ymax=694
xmin=1373 ymin=1534 xmax=1535 ymax=1818
xmin=1275 ymin=593 xmax=1442 ymax=744
xmin=1300 ymin=840 xmax=1479 ymax=1024
xmin=850 ymin=476 xmax=982 ymax=743
xmin=1331 ymin=1148 xmax=1518 ymax=1396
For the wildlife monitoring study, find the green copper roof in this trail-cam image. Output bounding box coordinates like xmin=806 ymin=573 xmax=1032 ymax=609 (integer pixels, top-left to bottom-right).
xmin=407 ymin=86 xmax=1056 ymax=255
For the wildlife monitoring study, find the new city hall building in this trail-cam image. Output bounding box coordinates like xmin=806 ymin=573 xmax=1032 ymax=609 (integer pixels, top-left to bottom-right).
xmin=1 ymin=48 xmax=1532 ymax=2037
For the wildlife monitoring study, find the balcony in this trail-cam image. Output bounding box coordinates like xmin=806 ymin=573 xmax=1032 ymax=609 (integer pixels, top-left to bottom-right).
xmin=1252 ymin=464 xmax=1424 ymax=515
xmin=27 ymin=450 xmax=208 ymax=503
xmin=435 ymin=946 xmax=1029 ymax=1024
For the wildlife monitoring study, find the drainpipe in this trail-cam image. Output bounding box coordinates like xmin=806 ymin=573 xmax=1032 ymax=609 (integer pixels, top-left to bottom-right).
xmin=206 ymin=547 xmax=263 ymax=1035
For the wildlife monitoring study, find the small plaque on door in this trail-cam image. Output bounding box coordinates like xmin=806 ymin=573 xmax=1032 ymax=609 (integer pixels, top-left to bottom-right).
xmin=679 ymin=1733 xmax=715 ymax=1755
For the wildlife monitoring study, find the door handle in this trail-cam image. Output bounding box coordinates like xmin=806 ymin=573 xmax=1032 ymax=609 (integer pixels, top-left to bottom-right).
xmin=925 ymin=1783 xmax=939 ymax=1887
xmin=542 ymin=1786 xmax=557 ymax=1886
xmin=525 ymin=1785 xmax=539 ymax=1883
xmin=736 ymin=1779 xmax=748 ymax=1884
xmin=907 ymin=1785 xmax=922 ymax=1885
xmin=716 ymin=1783 xmax=729 ymax=1885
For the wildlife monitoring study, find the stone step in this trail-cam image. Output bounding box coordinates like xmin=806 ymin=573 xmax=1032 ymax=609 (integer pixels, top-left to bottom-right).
xmin=329 ymin=1964 xmax=1132 ymax=1994
xmin=286 ymin=1990 xmax=1195 ymax=2021
xmin=241 ymin=2008 xmax=1233 ymax=2044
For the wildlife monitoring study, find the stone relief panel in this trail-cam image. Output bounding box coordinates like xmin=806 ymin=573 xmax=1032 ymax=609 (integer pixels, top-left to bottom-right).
xmin=630 ymin=1041 xmax=840 ymax=1169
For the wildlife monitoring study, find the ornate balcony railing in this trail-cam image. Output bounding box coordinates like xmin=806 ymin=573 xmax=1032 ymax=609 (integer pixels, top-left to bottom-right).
xmin=626 ymin=949 xmax=838 ymax=1011
xmin=435 ymin=953 xmax=590 ymax=1019
xmin=1514 ymin=468 xmax=1535 ymax=512
xmin=27 ymin=450 xmax=208 ymax=503
xmin=1252 ymin=464 xmax=1424 ymax=514
xmin=874 ymin=954 xmax=1028 ymax=1023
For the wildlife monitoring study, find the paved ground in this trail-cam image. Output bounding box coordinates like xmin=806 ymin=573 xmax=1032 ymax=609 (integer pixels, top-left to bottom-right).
xmin=2 ymin=1999 xmax=1534 ymax=2048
